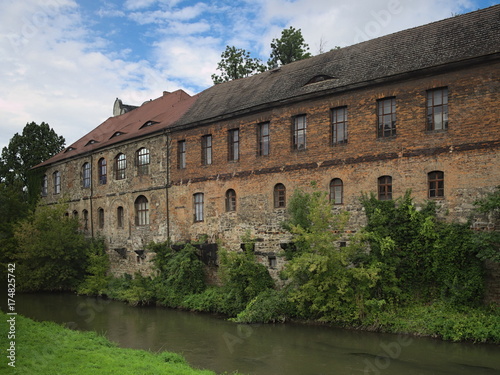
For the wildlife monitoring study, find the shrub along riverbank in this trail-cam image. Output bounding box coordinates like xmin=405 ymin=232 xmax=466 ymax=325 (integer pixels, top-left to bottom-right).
xmin=75 ymin=188 xmax=500 ymax=344
xmin=7 ymin=187 xmax=500 ymax=345
xmin=0 ymin=311 xmax=216 ymax=374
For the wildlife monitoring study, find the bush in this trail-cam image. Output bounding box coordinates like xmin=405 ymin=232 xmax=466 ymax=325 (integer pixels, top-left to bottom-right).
xmin=77 ymin=237 xmax=110 ymax=296
xmin=218 ymin=239 xmax=275 ymax=316
xmin=14 ymin=202 xmax=88 ymax=291
xmin=150 ymin=241 xmax=206 ymax=307
xmin=233 ymin=289 xmax=296 ymax=323
xmin=360 ymin=191 xmax=485 ymax=306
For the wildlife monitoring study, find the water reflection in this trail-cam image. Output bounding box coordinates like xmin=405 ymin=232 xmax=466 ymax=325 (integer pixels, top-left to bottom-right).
xmin=3 ymin=293 xmax=499 ymax=375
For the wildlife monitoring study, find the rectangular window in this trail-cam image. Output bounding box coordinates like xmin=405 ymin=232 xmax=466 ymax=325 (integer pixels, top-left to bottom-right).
xmin=428 ymin=171 xmax=444 ymax=198
xmin=117 ymin=206 xmax=124 ymax=229
xmin=377 ymin=98 xmax=396 ymax=138
xmin=427 ymin=87 xmax=448 ymax=131
xmin=258 ymin=122 xmax=270 ymax=156
xmin=378 ymin=176 xmax=392 ymax=200
xmin=137 ymin=148 xmax=150 ymax=175
xmin=201 ymin=135 xmax=212 ymax=165
xmin=194 ymin=193 xmax=204 ymax=222
xmin=331 ymin=107 xmax=348 ymax=144
xmin=115 ymin=154 xmax=126 ymax=180
xmin=228 ymin=129 xmax=239 ymax=161
xmin=53 ymin=171 xmax=61 ymax=194
xmin=178 ymin=140 xmax=186 ymax=169
xmin=41 ymin=175 xmax=48 ymax=196
xmin=293 ymin=115 xmax=307 ymax=150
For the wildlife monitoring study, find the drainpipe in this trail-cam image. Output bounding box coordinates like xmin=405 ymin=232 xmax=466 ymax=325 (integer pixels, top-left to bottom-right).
xmin=90 ymin=153 xmax=94 ymax=238
xmin=164 ymin=130 xmax=171 ymax=240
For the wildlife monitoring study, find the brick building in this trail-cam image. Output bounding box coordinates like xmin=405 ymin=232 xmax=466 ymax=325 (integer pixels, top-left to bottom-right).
xmin=37 ymin=6 xmax=499 ymax=286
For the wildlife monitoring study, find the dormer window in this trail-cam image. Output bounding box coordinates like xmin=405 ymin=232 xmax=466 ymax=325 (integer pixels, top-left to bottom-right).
xmin=85 ymin=140 xmax=99 ymax=146
xmin=110 ymin=131 xmax=125 ymax=139
xmin=140 ymin=121 xmax=158 ymax=129
xmin=305 ymin=74 xmax=335 ymax=85
xmin=64 ymin=147 xmax=76 ymax=153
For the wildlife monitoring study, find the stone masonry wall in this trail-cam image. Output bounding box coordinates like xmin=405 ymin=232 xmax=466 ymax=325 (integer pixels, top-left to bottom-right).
xmin=39 ymin=60 xmax=500 ymax=301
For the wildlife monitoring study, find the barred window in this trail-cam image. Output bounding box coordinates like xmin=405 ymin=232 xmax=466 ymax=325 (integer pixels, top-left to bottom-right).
xmin=427 ymin=88 xmax=448 ymax=131
xmin=135 ymin=196 xmax=149 ymax=226
xmin=274 ymin=183 xmax=286 ymax=208
xmin=228 ymin=129 xmax=239 ymax=161
xmin=377 ymin=98 xmax=396 ymax=138
xmin=82 ymin=163 xmax=91 ymax=188
xmin=194 ymin=193 xmax=204 ymax=222
xmin=98 ymin=158 xmax=107 ymax=185
xmin=332 ymin=107 xmax=348 ymax=144
xmin=293 ymin=115 xmax=307 ymax=150
xmin=136 ymin=148 xmax=150 ymax=175
xmin=201 ymin=135 xmax=212 ymax=165
xmin=115 ymin=153 xmax=126 ymax=180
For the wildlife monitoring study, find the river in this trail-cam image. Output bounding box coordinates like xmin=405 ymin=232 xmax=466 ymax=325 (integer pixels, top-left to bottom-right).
xmin=3 ymin=293 xmax=500 ymax=374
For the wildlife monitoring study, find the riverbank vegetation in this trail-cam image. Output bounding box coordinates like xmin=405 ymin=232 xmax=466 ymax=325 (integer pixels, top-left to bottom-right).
xmin=0 ymin=311 xmax=216 ymax=374
xmin=5 ymin=185 xmax=500 ymax=344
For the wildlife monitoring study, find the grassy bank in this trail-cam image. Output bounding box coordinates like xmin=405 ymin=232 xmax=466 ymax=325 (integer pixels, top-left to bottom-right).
xmin=0 ymin=312 xmax=216 ymax=375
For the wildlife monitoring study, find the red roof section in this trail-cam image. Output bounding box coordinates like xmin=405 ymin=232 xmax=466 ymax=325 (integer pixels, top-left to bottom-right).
xmin=37 ymin=89 xmax=197 ymax=167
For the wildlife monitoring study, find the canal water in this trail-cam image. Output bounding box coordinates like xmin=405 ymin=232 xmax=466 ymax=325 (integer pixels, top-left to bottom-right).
xmin=4 ymin=293 xmax=500 ymax=374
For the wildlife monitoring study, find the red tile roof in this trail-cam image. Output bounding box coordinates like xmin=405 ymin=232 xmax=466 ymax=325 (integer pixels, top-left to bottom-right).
xmin=37 ymin=89 xmax=197 ymax=167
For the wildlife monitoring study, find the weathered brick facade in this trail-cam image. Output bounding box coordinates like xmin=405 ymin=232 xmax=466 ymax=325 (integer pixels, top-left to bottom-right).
xmin=37 ymin=7 xmax=500 ymax=301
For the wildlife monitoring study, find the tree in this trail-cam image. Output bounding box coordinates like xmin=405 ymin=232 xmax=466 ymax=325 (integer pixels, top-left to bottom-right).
xmin=14 ymin=202 xmax=89 ymax=291
xmin=0 ymin=121 xmax=65 ymax=205
xmin=268 ymin=26 xmax=311 ymax=69
xmin=211 ymin=46 xmax=266 ymax=84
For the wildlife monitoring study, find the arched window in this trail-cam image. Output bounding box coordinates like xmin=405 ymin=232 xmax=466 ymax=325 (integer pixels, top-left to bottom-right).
xmin=117 ymin=206 xmax=124 ymax=228
xmin=41 ymin=175 xmax=48 ymax=196
xmin=378 ymin=176 xmax=392 ymax=200
xmin=194 ymin=193 xmax=204 ymax=222
xmin=330 ymin=178 xmax=343 ymax=204
xmin=73 ymin=210 xmax=78 ymax=218
xmin=136 ymin=148 xmax=150 ymax=175
xmin=82 ymin=162 xmax=91 ymax=188
xmin=428 ymin=171 xmax=444 ymax=198
xmin=115 ymin=153 xmax=126 ymax=180
xmin=225 ymin=189 xmax=236 ymax=212
xmin=135 ymin=196 xmax=149 ymax=226
xmin=98 ymin=208 xmax=104 ymax=229
xmin=98 ymin=158 xmax=107 ymax=185
xmin=83 ymin=209 xmax=89 ymax=231
xmin=53 ymin=171 xmax=61 ymax=194
xmin=274 ymin=183 xmax=286 ymax=208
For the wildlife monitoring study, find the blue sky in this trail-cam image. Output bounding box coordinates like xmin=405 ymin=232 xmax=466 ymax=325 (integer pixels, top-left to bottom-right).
xmin=0 ymin=0 xmax=498 ymax=150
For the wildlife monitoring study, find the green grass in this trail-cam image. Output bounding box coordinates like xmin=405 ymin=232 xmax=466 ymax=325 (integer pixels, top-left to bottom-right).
xmin=0 ymin=312 xmax=216 ymax=375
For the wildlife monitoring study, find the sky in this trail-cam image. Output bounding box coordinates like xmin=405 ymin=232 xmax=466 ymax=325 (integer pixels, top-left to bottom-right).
xmin=0 ymin=0 xmax=498 ymax=151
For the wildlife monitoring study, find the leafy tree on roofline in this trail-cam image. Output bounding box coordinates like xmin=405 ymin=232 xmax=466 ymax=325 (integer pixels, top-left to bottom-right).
xmin=267 ymin=26 xmax=311 ymax=69
xmin=211 ymin=27 xmax=313 ymax=84
xmin=211 ymin=46 xmax=266 ymax=84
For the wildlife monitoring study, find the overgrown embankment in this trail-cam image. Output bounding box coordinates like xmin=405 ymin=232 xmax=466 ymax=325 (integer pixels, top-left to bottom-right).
xmin=0 ymin=311 xmax=216 ymax=375
xmin=77 ymin=188 xmax=500 ymax=344
xmin=6 ymin=187 xmax=500 ymax=344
